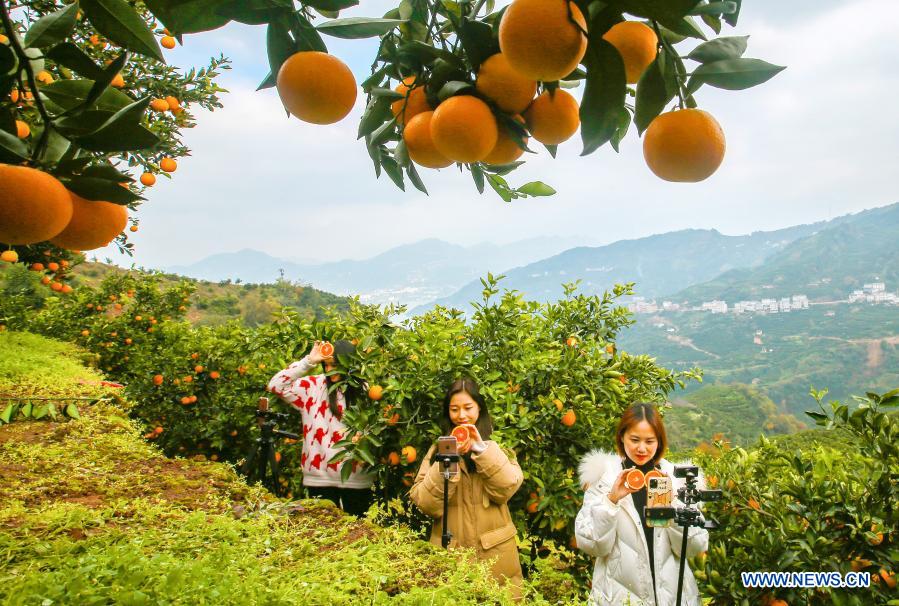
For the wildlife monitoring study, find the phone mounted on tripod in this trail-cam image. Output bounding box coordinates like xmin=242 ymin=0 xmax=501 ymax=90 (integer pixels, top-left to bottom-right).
xmin=243 ymin=396 xmax=300 ymax=496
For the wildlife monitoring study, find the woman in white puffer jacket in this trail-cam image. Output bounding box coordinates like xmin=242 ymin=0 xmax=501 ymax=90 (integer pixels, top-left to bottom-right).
xmin=574 ymin=403 xmax=709 ymax=606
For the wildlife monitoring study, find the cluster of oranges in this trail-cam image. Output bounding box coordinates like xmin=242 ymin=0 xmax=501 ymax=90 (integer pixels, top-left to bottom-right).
xmin=273 ymin=0 xmax=725 ymax=183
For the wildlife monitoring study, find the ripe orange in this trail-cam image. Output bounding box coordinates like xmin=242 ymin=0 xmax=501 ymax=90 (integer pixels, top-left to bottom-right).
xmin=181 ymin=396 xmax=191 ymax=405
xmin=164 ymin=96 xmax=180 ymax=110
xmin=30 ymin=262 xmax=44 ymax=271
xmin=153 ymin=374 xmax=164 ymax=386
xmin=276 ymin=51 xmax=357 ymax=125
xmin=368 ymin=385 xmax=384 ymax=400
xmin=209 ymin=371 xmax=220 ymax=379
xmin=452 ymin=425 xmax=470 ymax=443
xmin=36 ymin=70 xmax=53 ymax=85
xmin=565 ymin=336 xmax=578 ymax=347
xmin=110 ymin=73 xmax=125 ymax=88
xmin=527 ymin=499 xmax=539 ymax=514
xmin=40 ymin=276 xmax=51 ymax=285
xmin=160 ymin=35 xmax=176 ymax=49
xmin=387 ymin=451 xmax=400 ymax=466
xmin=603 ymin=21 xmax=658 ymax=84
xmin=403 ymin=111 xmax=453 ymax=169
xmin=401 ymin=445 xmax=417 ymax=464
xmin=194 ymin=365 xmax=203 ymax=373
xmin=499 ymin=0 xmax=587 ymax=82
xmin=80 ymin=329 xmax=89 ymax=336
xmin=483 ymin=115 xmax=528 ymax=165
xmin=643 ymin=108 xmax=726 ymax=182
xmin=869 ymin=524 xmax=884 ymax=545
xmin=748 ymin=498 xmax=761 ymax=511
xmin=624 ymin=468 xmax=645 ymax=490
xmin=553 ymin=399 xmax=564 ymax=411
xmin=561 ymin=409 xmax=577 ymax=427
xmin=769 ymin=600 xmax=788 ymax=606
xmin=524 ymin=89 xmax=580 ymax=145
xmin=386 ymin=412 xmax=400 ymax=425
xmin=391 ymin=76 xmax=432 ymax=126
xmin=50 ymin=193 xmax=128 ymax=251
xmin=0 ymin=165 xmax=73 ymax=245
xmin=150 ymin=98 xmax=169 ymax=112
xmin=50 ymin=281 xmax=63 ymax=291
xmin=319 ymin=341 xmax=334 ymax=357
xmin=476 ymin=53 xmax=537 ymax=114
xmin=15 ymin=120 xmax=30 ymax=138
xmin=0 ymin=250 xmax=17 ymax=263
xmin=160 ymin=157 xmax=177 ymax=173
xmin=880 ymin=569 xmax=896 ymax=589
xmin=430 ymin=95 xmax=498 ymax=163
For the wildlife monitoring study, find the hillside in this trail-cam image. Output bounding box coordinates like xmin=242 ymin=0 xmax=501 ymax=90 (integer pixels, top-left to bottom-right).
xmin=165 ymin=237 xmax=591 ymax=308
xmin=620 ymin=305 xmax=899 ymax=416
xmin=1 ymin=261 xmax=350 ymax=327
xmin=415 ymin=222 xmax=831 ymax=314
xmin=665 ymin=384 xmax=806 ymax=451
xmin=0 ymin=332 xmax=560 ymax=605
xmin=674 ymin=202 xmax=899 ymax=303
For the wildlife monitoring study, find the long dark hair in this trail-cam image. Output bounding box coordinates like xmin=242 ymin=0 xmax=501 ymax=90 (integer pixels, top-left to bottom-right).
xmin=324 ymin=340 xmax=357 ymax=419
xmin=615 ymin=402 xmax=668 ymax=466
xmin=439 ymin=377 xmax=493 ymax=440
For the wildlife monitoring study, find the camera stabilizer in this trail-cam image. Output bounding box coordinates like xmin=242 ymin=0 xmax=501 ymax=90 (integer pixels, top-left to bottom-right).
xmin=242 ymin=396 xmax=300 ymax=497
xmin=645 ymin=465 xmax=722 ymax=606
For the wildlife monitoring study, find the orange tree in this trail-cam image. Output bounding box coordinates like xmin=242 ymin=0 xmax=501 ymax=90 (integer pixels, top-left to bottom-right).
xmin=1 ymin=0 xmax=228 ymax=276
xmin=692 ymin=388 xmax=899 ymax=605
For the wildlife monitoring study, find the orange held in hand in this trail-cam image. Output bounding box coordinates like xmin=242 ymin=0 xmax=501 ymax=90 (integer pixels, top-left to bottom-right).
xmin=319 ymin=341 xmax=334 ymax=358
xmin=452 ymin=425 xmax=470 ymax=444
xmin=624 ymin=468 xmax=645 ymax=491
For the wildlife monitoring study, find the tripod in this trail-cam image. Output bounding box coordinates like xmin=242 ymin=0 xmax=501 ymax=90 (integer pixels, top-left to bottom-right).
xmin=435 ymin=451 xmax=460 ymax=548
xmin=243 ymin=397 xmax=300 ymax=497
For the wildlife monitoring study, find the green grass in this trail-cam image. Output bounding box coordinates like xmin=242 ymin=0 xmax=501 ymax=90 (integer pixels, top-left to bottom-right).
xmin=0 ymin=330 xmax=101 ymax=384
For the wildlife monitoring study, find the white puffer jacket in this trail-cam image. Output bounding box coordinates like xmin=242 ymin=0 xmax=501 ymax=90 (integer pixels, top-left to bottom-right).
xmin=575 ymin=450 xmax=709 ymax=606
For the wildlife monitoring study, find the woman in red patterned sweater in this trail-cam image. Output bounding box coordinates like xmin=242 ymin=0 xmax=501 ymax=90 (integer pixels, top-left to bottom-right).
xmin=266 ymin=340 xmax=374 ymax=515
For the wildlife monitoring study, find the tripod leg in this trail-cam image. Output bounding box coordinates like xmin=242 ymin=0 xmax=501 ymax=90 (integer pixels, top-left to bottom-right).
xmin=243 ymin=440 xmax=259 ymax=481
xmin=267 ymin=445 xmax=281 ymax=497
xmin=676 ymin=524 xmax=689 ymax=606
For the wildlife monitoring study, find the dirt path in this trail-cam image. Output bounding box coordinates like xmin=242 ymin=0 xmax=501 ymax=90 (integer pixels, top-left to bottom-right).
xmin=666 ymin=334 xmax=720 ymax=359
xmin=807 ymin=335 xmax=899 ymax=370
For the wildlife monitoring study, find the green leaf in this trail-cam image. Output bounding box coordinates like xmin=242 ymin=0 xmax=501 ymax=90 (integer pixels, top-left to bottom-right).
xmin=225 ymin=0 xmax=293 ymax=26
xmin=24 ymin=2 xmax=80 ymax=49
xmin=580 ymin=39 xmax=627 ymax=156
xmin=355 ymin=444 xmax=377 ymax=466
xmin=63 ymin=175 xmax=143 ymax=203
xmin=723 ymin=0 xmax=742 ymax=26
xmin=358 ymin=95 xmax=394 ymax=139
xmin=0 ymin=128 xmax=29 ymax=163
xmin=701 ymin=13 xmax=722 ymax=35
xmin=436 ymin=81 xmax=474 ymax=102
xmin=406 ymin=163 xmax=428 ymax=194
xmin=77 ymin=97 xmax=158 ymax=151
xmin=517 ymin=181 xmax=556 ymax=197
xmin=292 ymin=12 xmax=327 ymax=53
xmin=305 ymin=0 xmax=359 ymax=10
xmin=21 ymin=402 xmax=33 ymax=418
xmin=32 ymin=405 xmax=48 ymax=420
xmin=65 ymin=403 xmax=81 ymax=419
xmin=609 ymin=106 xmax=631 ymax=152
xmin=266 ymin=21 xmax=296 ymax=87
xmin=687 ymin=35 xmax=749 ymax=64
xmin=486 ymin=173 xmax=512 ymax=202
xmin=470 ymin=162 xmax=485 ymax=194
xmin=45 ymin=43 xmax=106 ymax=80
xmin=40 ymin=79 xmax=134 ymax=112
xmin=316 ymin=17 xmax=404 ymax=39
xmin=607 ymin=0 xmax=703 ymax=24
xmin=144 ymin=0 xmax=233 ymax=34
xmin=662 ymin=15 xmax=707 ymax=40
xmin=81 ymin=52 xmax=130 ymax=115
xmin=689 ymin=1 xmax=738 ymax=16
xmin=457 ymin=18 xmax=497 ymax=71
xmin=0 ymin=403 xmax=12 ymax=424
xmin=0 ymin=46 xmax=17 ymax=76
xmin=686 ymin=57 xmax=785 ymax=93
xmin=369 ymin=116 xmax=397 ymax=146
xmin=256 ymin=70 xmax=276 ymax=91
xmin=80 ymin=0 xmax=165 ymax=61
xmin=54 ymin=109 xmax=116 ymax=137
xmin=381 ymin=154 xmax=405 ymax=190
xmin=634 ymin=54 xmax=675 ymax=134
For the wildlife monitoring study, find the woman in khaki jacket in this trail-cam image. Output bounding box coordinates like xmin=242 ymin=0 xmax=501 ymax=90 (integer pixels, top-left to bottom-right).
xmin=410 ymin=378 xmax=524 ymax=599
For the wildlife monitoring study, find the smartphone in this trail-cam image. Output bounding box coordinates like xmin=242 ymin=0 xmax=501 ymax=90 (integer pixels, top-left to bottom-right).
xmin=646 ymin=476 xmax=673 ymax=527
xmin=436 ymin=436 xmax=459 ymax=475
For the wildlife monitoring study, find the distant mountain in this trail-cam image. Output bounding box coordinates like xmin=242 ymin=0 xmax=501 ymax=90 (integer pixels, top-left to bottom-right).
xmin=671 ymin=202 xmax=899 ymax=304
xmin=413 ymin=221 xmax=832 ymax=314
xmin=165 ymin=236 xmax=594 ymax=308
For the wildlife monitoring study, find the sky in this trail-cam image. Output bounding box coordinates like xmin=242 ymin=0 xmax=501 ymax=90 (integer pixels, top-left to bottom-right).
xmin=107 ymin=0 xmax=899 ymax=269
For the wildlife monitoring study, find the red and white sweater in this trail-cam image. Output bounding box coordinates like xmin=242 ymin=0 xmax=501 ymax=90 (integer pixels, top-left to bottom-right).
xmin=266 ymin=357 xmax=373 ymax=489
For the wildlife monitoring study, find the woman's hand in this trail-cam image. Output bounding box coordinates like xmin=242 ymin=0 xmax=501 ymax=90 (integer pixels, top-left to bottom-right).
xmin=608 ymin=468 xmax=641 ymax=504
xmin=456 ymin=424 xmax=485 ymax=455
xmin=307 ymin=341 xmax=329 ymax=364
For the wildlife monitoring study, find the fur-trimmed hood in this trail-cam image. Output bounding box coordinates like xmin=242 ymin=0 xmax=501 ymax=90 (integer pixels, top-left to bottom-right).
xmin=578 ymin=449 xmax=705 ymax=491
